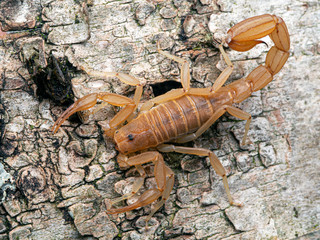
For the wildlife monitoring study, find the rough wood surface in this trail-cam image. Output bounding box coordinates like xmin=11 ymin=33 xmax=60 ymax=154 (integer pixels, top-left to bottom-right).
xmin=0 ymin=0 xmax=319 ymax=239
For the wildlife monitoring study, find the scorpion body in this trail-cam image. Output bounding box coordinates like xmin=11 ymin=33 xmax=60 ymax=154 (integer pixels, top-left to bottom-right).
xmin=116 ymin=83 xmax=246 ymax=154
xmin=52 ymin=14 xmax=290 ymax=222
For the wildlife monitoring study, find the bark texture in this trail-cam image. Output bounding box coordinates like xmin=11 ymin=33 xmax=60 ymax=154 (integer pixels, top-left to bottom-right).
xmin=0 ymin=0 xmax=319 ymax=239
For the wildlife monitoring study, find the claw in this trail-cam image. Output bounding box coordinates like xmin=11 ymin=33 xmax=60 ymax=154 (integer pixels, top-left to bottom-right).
xmin=51 ymin=91 xmax=136 ymax=135
xmin=52 ymin=93 xmax=98 ymax=133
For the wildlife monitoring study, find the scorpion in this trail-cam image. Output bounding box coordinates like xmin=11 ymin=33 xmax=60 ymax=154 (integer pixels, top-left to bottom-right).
xmin=52 ymin=14 xmax=290 ymax=222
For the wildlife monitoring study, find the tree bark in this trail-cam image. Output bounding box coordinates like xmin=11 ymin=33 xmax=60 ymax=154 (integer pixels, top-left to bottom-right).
xmin=0 ymin=0 xmax=319 ymax=239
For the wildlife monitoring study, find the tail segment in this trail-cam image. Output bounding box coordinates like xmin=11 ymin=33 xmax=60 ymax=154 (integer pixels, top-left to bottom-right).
xmin=226 ymin=14 xmax=290 ymax=92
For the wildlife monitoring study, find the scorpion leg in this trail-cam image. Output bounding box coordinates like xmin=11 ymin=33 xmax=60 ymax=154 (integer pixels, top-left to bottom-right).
xmin=107 ymin=151 xmax=174 ymax=222
xmin=157 ymin=41 xmax=190 ymax=91
xmin=140 ymin=42 xmax=192 ymax=112
xmin=145 ymin=165 xmax=174 ymax=224
xmin=140 ymin=41 xmax=234 ymax=112
xmin=141 ymin=40 xmax=235 ymax=112
xmin=140 ymin=88 xmax=185 ymax=112
xmin=187 ymin=45 xmax=234 ymax=96
xmin=175 ymin=105 xmax=251 ymax=145
xmin=158 ymin=144 xmax=242 ymax=206
xmin=107 ymin=164 xmax=146 ymax=207
xmin=209 ymin=44 xmax=234 ymax=93
xmin=158 ymin=40 xmax=234 ymax=94
xmin=225 ymin=106 xmax=252 ymax=145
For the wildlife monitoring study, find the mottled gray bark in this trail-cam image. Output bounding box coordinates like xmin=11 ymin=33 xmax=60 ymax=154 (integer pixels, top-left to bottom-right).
xmin=0 ymin=0 xmax=319 ymax=239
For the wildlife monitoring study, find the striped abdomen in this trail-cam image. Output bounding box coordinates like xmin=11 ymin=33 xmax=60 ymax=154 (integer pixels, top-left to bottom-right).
xmin=146 ymin=90 xmax=235 ymax=144
xmin=145 ymin=95 xmax=216 ymax=143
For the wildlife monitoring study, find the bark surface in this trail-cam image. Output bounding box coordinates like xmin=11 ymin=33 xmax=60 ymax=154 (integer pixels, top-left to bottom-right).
xmin=0 ymin=0 xmax=319 ymax=239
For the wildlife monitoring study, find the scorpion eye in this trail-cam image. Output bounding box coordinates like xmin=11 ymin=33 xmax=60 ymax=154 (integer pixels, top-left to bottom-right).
xmin=127 ymin=134 xmax=134 ymax=141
